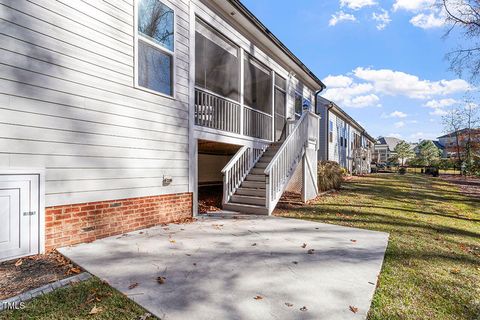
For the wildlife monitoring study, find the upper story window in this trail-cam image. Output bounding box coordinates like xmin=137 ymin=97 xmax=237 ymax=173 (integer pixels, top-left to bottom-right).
xmin=136 ymin=0 xmax=174 ymax=96
xmin=244 ymin=54 xmax=272 ymax=114
xmin=294 ymin=92 xmax=303 ymax=117
xmin=195 ymin=19 xmax=240 ymax=101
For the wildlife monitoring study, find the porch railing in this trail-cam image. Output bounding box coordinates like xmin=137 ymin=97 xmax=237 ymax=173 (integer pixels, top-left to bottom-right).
xmin=221 ymin=145 xmax=266 ymax=205
xmin=243 ymin=106 xmax=273 ymax=141
xmin=194 ymin=88 xmax=241 ymax=134
xmin=194 ymin=88 xmax=273 ymax=141
xmin=264 ymin=112 xmax=320 ymax=214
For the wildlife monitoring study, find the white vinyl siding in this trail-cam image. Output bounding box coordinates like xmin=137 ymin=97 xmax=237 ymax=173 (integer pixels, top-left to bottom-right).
xmin=0 ymin=0 xmax=190 ymax=206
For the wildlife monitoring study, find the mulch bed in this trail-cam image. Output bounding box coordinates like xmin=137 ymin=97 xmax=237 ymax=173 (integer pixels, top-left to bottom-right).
xmin=198 ymin=185 xmax=223 ymax=213
xmin=0 ymin=250 xmax=82 ymax=300
xmin=440 ymin=174 xmax=480 ymax=199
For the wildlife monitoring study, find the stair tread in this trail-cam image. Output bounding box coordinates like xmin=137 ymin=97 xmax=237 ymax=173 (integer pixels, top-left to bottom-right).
xmin=233 ymin=194 xmax=266 ymax=199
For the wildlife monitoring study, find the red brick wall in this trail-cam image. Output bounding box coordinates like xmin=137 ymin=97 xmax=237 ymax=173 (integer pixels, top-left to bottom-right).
xmin=45 ymin=193 xmax=193 ymax=249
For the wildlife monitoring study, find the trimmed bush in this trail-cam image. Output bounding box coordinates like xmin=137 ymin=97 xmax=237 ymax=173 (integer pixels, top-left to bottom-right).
xmin=317 ymin=161 xmax=343 ymax=192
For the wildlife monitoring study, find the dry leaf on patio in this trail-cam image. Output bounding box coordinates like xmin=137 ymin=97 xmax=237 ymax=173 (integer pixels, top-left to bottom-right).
xmin=254 ymin=295 xmax=263 ymax=300
xmin=285 ymin=302 xmax=293 ymax=307
xmin=157 ymin=276 xmax=166 ymax=284
xmin=350 ymin=239 xmax=357 ymax=243
xmin=349 ymin=306 xmax=359 ymax=313
xmin=169 ymin=239 xmax=176 ymax=243
xmin=292 ymin=261 xmax=298 ymax=264
xmin=300 ymin=306 xmax=308 ymax=312
xmin=128 ymin=282 xmax=139 ymax=290
xmin=301 ymin=243 xmax=307 ymax=248
xmin=252 ymin=243 xmax=257 ymax=246
xmin=89 ymin=305 xmax=103 ymax=315
xmin=69 ymin=267 xmax=81 ymax=274
xmin=307 ymin=249 xmax=315 ymax=254
xmin=14 ymin=259 xmax=23 ymax=267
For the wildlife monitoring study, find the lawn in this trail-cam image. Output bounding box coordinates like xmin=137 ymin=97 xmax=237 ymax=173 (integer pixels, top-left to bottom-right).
xmin=0 ymin=278 xmax=155 ymax=320
xmin=276 ymin=174 xmax=480 ymax=320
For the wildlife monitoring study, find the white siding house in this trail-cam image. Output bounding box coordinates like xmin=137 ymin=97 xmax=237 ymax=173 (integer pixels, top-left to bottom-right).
xmin=316 ymin=97 xmax=375 ymax=174
xmin=0 ymin=0 xmax=325 ymax=261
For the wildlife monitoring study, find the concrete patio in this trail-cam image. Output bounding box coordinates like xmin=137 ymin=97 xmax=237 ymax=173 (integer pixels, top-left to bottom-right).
xmin=59 ymin=214 xmax=389 ymax=320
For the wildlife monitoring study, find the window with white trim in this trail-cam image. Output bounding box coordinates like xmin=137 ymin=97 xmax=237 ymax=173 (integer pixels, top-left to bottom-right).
xmin=136 ymin=0 xmax=174 ymax=96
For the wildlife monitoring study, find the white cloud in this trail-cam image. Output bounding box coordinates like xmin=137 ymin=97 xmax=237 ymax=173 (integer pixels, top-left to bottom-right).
xmin=388 ymin=133 xmax=403 ymax=139
xmin=372 ymin=9 xmax=391 ymax=30
xmin=353 ymin=67 xmax=472 ymax=99
xmin=393 ymin=0 xmax=435 ymax=12
xmin=424 ymin=98 xmax=458 ymax=109
xmin=410 ymin=12 xmax=445 ymax=28
xmin=340 ymin=0 xmax=377 ymax=10
xmin=394 ymin=121 xmax=405 ymax=128
xmin=350 ymin=94 xmax=381 ymax=108
xmin=429 ymin=108 xmax=449 ymax=116
xmin=409 ymin=131 xmax=437 ymax=140
xmin=390 ymin=111 xmax=408 ymax=118
xmin=329 ymin=11 xmax=357 ymax=26
xmin=322 ymin=75 xmax=353 ymax=88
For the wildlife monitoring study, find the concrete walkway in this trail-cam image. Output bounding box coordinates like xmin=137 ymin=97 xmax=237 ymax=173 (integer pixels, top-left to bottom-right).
xmin=59 ymin=214 xmax=389 ymax=320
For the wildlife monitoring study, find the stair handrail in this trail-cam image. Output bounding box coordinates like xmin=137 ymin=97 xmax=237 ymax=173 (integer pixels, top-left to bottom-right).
xmin=264 ymin=112 xmax=319 ymax=213
xmin=222 ymin=145 xmax=266 ymax=206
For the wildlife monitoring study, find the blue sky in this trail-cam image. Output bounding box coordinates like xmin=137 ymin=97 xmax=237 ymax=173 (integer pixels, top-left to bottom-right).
xmin=241 ymin=0 xmax=473 ymax=142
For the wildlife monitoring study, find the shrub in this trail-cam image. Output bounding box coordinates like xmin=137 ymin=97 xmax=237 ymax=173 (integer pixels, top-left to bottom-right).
xmin=398 ymin=167 xmax=407 ymax=175
xmin=317 ymin=161 xmax=343 ymax=192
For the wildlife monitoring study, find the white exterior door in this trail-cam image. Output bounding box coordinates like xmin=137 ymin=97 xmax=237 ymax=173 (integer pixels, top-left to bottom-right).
xmin=0 ymin=174 xmax=40 ymax=262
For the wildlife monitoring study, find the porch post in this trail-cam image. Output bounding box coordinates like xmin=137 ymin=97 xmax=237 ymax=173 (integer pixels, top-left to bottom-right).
xmin=239 ymin=48 xmax=245 ymax=136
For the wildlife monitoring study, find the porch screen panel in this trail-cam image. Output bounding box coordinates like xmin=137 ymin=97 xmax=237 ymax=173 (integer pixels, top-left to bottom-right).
xmin=244 ymin=55 xmax=272 ymax=114
xmin=274 ymin=74 xmax=286 ymax=141
xmin=195 ymin=19 xmax=240 ymax=101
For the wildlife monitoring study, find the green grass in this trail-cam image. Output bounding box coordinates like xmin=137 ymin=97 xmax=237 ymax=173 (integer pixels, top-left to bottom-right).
xmin=1 ymin=278 xmax=154 ymax=320
xmin=276 ymin=174 xmax=480 ymax=320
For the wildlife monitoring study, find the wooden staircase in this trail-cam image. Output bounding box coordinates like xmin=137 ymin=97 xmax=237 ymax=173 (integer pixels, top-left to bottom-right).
xmin=223 ymin=143 xmax=281 ymax=215
xmin=221 ymin=111 xmax=320 ymax=216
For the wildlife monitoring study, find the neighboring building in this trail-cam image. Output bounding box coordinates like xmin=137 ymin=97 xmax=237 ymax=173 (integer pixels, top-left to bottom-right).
xmin=412 ymin=140 xmax=445 ymax=158
xmin=316 ymin=97 xmax=375 ymax=174
xmin=0 ymin=0 xmax=325 ymax=261
xmin=373 ymin=137 xmax=402 ymax=164
xmin=437 ymin=128 xmax=480 ymax=159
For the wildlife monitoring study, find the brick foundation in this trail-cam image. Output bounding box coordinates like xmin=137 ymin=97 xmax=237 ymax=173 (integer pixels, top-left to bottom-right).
xmin=45 ymin=193 xmax=193 ymax=250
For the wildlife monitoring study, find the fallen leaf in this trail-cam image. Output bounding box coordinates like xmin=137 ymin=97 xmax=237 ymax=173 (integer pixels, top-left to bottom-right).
xmin=254 ymin=295 xmax=263 ymax=300
xmin=350 ymin=239 xmax=357 ymax=243
xmin=157 ymin=276 xmax=166 ymax=284
xmin=193 ymin=263 xmax=197 ymax=266
xmin=89 ymin=305 xmax=103 ymax=315
xmin=252 ymin=243 xmax=257 ymax=246
xmin=138 ymin=313 xmax=152 ymax=320
xmin=14 ymin=259 xmax=23 ymax=267
xmin=349 ymin=306 xmax=358 ymax=313
xmin=169 ymin=239 xmax=176 ymax=243
xmin=128 ymin=283 xmax=139 ymax=290
xmin=300 ymin=306 xmax=308 ymax=312
xmin=301 ymin=243 xmax=307 ymax=248
xmin=285 ymin=302 xmax=293 ymax=307
xmin=307 ymin=249 xmax=315 ymax=254
xmin=451 ymin=268 xmax=460 ymax=274
xmin=69 ymin=267 xmax=81 ymax=274
xmin=292 ymin=261 xmax=298 ymax=265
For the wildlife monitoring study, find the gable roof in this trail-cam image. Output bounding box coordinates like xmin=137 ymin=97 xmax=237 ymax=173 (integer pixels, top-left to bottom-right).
xmin=438 ymin=128 xmax=480 ymax=139
xmin=377 ymin=137 xmax=402 ymax=152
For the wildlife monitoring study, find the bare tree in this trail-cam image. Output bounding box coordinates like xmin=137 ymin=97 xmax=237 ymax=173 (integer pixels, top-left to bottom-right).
xmin=442 ymin=0 xmax=480 ymax=83
xmin=442 ymin=106 xmax=464 ymax=163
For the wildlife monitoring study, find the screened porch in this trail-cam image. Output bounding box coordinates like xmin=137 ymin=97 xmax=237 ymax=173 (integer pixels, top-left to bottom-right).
xmin=194 ymin=18 xmax=288 ymax=142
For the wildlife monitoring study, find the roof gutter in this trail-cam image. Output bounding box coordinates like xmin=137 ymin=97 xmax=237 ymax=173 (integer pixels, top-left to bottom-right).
xmin=225 ymin=0 xmax=326 ymax=89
